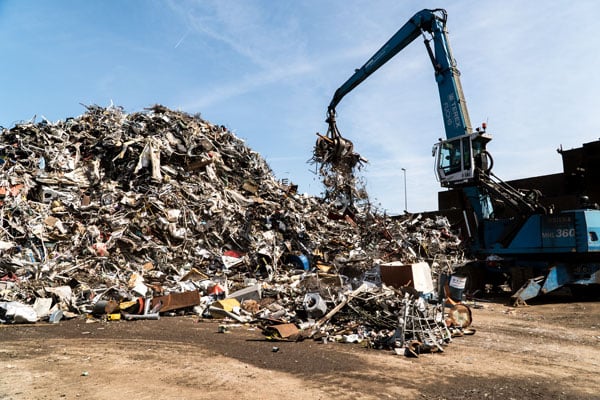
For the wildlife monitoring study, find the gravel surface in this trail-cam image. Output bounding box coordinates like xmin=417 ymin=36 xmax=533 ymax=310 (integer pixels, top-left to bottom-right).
xmin=1 ymin=298 xmax=599 ymax=400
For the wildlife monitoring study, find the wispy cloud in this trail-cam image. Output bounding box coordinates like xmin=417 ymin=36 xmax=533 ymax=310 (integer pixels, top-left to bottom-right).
xmin=167 ymin=1 xmax=381 ymax=110
xmin=167 ymin=1 xmax=302 ymax=69
xmin=174 ymin=29 xmax=190 ymax=49
xmin=179 ymin=62 xmax=314 ymax=110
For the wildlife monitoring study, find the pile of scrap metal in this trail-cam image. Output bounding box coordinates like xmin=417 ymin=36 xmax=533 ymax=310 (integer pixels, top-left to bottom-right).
xmin=260 ymin=281 xmax=464 ymax=357
xmin=0 ymin=104 xmax=472 ymax=355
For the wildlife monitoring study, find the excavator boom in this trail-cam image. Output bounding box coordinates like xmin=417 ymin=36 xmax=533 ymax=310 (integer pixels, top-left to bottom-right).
xmin=320 ymin=8 xmax=487 ymax=189
xmin=328 ymin=8 xmax=472 ymax=139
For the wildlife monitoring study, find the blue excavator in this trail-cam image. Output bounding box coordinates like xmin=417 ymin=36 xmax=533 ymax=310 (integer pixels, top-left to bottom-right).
xmin=318 ymin=8 xmax=600 ymax=304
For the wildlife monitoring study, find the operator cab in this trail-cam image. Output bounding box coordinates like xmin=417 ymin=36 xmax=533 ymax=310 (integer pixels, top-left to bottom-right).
xmin=433 ymin=130 xmax=492 ymax=187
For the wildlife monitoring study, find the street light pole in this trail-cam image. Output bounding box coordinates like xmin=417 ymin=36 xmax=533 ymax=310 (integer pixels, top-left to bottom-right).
xmin=401 ymin=168 xmax=407 ymax=212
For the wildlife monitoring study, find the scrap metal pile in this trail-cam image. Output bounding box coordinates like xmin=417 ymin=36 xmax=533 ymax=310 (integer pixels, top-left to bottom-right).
xmin=0 ymin=104 xmax=470 ymax=355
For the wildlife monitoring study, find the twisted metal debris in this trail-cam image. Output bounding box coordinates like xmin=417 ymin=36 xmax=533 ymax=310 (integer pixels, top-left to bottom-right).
xmin=0 ymin=104 xmax=470 ymax=355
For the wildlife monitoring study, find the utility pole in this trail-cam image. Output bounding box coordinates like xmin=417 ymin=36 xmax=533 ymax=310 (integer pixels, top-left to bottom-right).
xmin=401 ymin=168 xmax=407 ymax=212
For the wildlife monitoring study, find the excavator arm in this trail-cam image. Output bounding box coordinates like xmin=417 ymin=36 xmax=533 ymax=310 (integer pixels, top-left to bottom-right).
xmin=327 ymin=8 xmax=472 ymax=139
xmin=315 ymin=8 xmax=544 ymax=216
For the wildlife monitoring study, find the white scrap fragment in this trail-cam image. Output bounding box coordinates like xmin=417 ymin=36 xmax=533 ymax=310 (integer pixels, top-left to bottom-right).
xmin=0 ymin=241 xmax=15 ymax=250
xmin=0 ymin=301 xmax=38 ymax=323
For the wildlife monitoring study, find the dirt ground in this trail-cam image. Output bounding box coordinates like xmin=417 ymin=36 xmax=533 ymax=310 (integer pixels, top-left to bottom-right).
xmin=1 ymin=297 xmax=599 ymax=400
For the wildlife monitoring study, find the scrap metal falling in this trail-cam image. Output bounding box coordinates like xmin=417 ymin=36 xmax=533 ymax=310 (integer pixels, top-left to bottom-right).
xmin=311 ymin=109 xmax=369 ymax=216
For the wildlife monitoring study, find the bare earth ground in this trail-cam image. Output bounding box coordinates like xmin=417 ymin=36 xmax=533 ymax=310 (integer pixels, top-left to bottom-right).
xmin=1 ymin=298 xmax=599 ymax=400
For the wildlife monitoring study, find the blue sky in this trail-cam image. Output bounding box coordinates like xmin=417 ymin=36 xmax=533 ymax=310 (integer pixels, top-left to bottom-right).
xmin=1 ymin=1 xmax=599 ymax=213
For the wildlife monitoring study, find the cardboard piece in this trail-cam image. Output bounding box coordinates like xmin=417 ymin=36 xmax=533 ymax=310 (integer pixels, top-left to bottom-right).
xmin=379 ymin=261 xmax=434 ymax=294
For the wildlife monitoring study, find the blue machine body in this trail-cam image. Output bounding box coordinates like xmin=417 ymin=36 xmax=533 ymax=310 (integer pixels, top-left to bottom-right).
xmin=478 ymin=210 xmax=600 ymax=255
xmin=476 ymin=209 xmax=600 ymax=301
